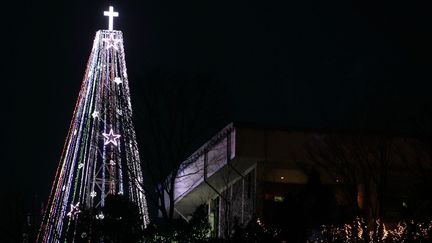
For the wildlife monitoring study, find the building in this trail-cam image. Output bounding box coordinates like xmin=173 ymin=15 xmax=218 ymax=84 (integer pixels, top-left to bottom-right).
xmin=172 ymin=122 xmax=343 ymax=238
xmin=172 ymin=122 xmax=424 ymax=239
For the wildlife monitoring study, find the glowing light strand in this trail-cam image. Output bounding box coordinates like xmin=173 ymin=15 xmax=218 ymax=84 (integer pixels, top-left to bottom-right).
xmin=38 ymin=25 xmax=149 ymax=241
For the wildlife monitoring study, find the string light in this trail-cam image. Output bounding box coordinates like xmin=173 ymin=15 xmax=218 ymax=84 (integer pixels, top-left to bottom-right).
xmin=38 ymin=7 xmax=149 ymax=242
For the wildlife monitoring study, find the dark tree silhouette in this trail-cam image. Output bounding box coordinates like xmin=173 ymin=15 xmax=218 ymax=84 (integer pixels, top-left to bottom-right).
xmin=74 ymin=195 xmax=144 ymax=243
xmin=144 ymin=204 xmax=212 ymax=243
xmin=399 ymin=136 xmax=432 ymax=224
xmin=132 ymin=70 xmax=229 ymax=223
xmin=306 ymin=133 xmax=396 ymax=242
xmin=0 ymin=191 xmax=26 ymax=242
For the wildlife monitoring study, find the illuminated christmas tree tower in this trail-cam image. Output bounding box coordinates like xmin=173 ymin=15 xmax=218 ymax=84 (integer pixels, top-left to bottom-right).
xmin=38 ymin=6 xmax=149 ymax=242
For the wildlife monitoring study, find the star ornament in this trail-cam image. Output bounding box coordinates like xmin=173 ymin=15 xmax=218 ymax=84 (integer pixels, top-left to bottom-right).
xmin=67 ymin=202 xmax=81 ymax=219
xmin=102 ymin=34 xmax=121 ymax=50
xmin=102 ymin=129 xmax=121 ymax=146
xmin=96 ymin=212 xmax=105 ymax=220
xmin=114 ymin=77 xmax=122 ymax=85
xmin=92 ymin=111 xmax=99 ymax=119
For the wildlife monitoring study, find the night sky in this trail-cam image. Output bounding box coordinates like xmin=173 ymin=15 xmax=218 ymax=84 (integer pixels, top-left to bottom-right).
xmin=3 ymin=0 xmax=432 ymax=217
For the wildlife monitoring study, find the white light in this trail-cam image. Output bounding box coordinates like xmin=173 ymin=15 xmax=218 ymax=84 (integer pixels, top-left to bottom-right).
xmin=102 ymin=34 xmax=120 ymax=50
xmin=114 ymin=77 xmax=122 ymax=85
xmin=103 ymin=6 xmax=119 ymax=31
xmin=78 ymin=163 xmax=84 ymax=169
xmin=67 ymin=202 xmax=81 ymax=218
xmin=90 ymin=191 xmax=97 ymax=197
xmin=92 ymin=111 xmax=99 ymax=119
xmin=109 ymin=160 xmax=116 ymax=166
xmin=96 ymin=213 xmax=105 ymax=220
xmin=280 ymin=176 xmax=284 ymax=180
xmin=102 ymin=129 xmax=121 ymax=146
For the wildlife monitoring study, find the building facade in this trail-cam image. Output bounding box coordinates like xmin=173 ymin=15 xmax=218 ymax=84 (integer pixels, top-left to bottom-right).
xmin=172 ymin=122 xmax=414 ymax=238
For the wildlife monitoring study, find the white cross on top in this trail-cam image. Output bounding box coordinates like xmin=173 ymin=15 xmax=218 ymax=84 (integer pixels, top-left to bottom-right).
xmin=104 ymin=6 xmax=119 ymax=31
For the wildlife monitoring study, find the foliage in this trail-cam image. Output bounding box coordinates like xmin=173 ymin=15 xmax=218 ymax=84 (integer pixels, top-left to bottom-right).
xmin=230 ymin=217 xmax=281 ymax=243
xmin=307 ymin=219 xmax=432 ymax=243
xmin=144 ymin=204 xmax=212 ymax=243
xmin=306 ymin=134 xmax=396 ymax=241
xmin=134 ymin=70 xmax=229 ymax=222
xmin=74 ymin=195 xmax=145 ymax=242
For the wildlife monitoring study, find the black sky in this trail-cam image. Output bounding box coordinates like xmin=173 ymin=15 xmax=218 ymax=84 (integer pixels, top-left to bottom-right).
xmin=3 ymin=0 xmax=432 ymax=214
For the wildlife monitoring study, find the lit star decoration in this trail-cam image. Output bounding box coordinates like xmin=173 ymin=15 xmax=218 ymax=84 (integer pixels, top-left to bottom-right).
xmin=96 ymin=212 xmax=105 ymax=220
xmin=92 ymin=111 xmax=99 ymax=119
xmin=67 ymin=203 xmax=81 ymax=218
xmin=114 ymin=77 xmax=122 ymax=85
xmin=103 ymin=34 xmax=121 ymax=50
xmin=38 ymin=7 xmax=150 ymax=242
xmin=102 ymin=129 xmax=121 ymax=146
xmin=103 ymin=6 xmax=119 ymax=31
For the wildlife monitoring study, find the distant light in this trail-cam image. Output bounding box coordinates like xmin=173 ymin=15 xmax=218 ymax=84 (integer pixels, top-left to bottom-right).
xmin=280 ymin=176 xmax=284 ymax=180
xmin=96 ymin=213 xmax=105 ymax=220
xmin=274 ymin=196 xmax=284 ymax=202
xmin=402 ymin=201 xmax=407 ymax=208
xmin=256 ymin=218 xmax=263 ymax=226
